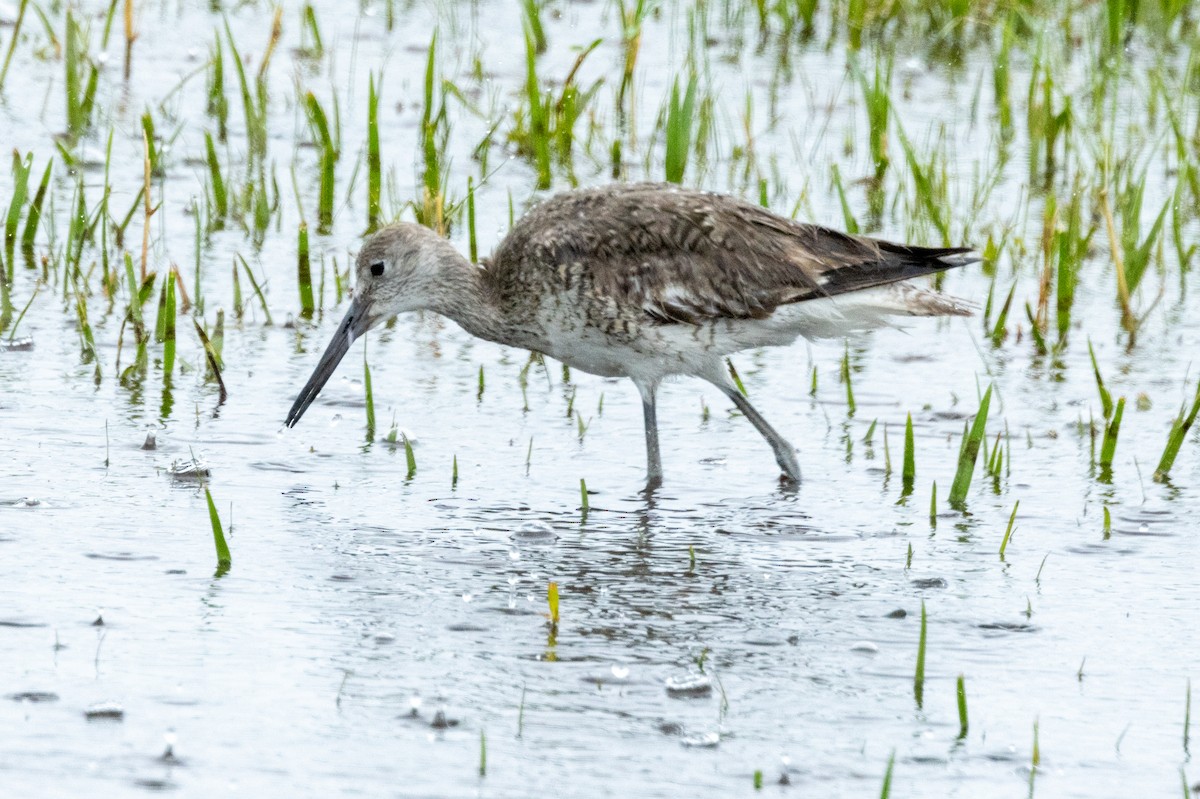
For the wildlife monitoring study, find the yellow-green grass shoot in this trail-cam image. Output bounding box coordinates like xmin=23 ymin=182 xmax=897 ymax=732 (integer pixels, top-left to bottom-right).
xmin=235 ymin=254 xmax=273 ymax=325
xmin=879 ymin=750 xmax=895 ymax=799
xmin=366 ymin=73 xmax=381 ymax=233
xmin=1185 ymin=678 xmax=1191 ymax=755
xmin=664 ymin=74 xmax=697 ymax=185
xmin=193 ymin=319 xmax=227 ymax=401
xmin=363 ymin=339 xmax=376 ymax=442
xmin=957 ymin=674 xmax=969 ymax=739
xmin=1153 ymin=378 xmax=1200 ymax=482
xmin=4 ymin=151 xmax=32 ymax=275
xmin=300 ymin=3 xmax=323 ymax=59
xmin=1099 ymin=396 xmax=1125 ymax=472
xmin=304 ymin=92 xmax=337 ymax=234
xmin=929 ymin=481 xmax=937 ymax=528
xmin=204 ymin=485 xmax=232 ymax=576
xmin=948 ymin=386 xmax=993 ymax=509
xmin=840 ymin=343 xmax=855 ymax=416
xmin=999 ymin=501 xmax=1019 ymax=560
xmin=64 ymin=11 xmax=99 ymax=141
xmin=902 ymin=412 xmax=915 ymax=494
xmin=297 ymin=221 xmax=314 ymax=319
xmin=547 ymin=580 xmax=560 ymax=625
xmin=21 ymin=157 xmax=52 ymax=261
xmin=914 ymin=600 xmax=927 ymax=708
xmin=204 ymin=132 xmax=227 ymax=225
xmin=403 ymin=435 xmax=416 ymax=480
xmin=0 ymin=0 xmax=28 ymax=92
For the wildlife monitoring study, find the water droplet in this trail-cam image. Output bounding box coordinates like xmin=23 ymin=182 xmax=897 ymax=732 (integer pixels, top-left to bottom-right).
xmin=610 ymin=665 xmax=630 ymax=680
xmin=850 ymin=641 xmax=879 ymax=654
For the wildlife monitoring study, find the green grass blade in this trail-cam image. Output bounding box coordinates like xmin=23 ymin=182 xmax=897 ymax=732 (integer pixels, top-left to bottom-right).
xmin=297 ymin=221 xmax=314 ymax=318
xmin=1154 ymin=379 xmax=1200 ymax=481
xmin=1088 ymin=341 xmax=1113 ymax=420
xmin=902 ymin=413 xmax=915 ymax=493
xmin=948 ymin=386 xmax=993 ymax=509
xmin=914 ymin=600 xmax=927 ymax=708
xmin=956 ymin=674 xmax=969 ymax=739
xmin=1099 ymin=396 xmax=1125 ymax=469
xmin=999 ymin=501 xmax=1019 ymax=560
xmin=204 ymin=486 xmax=232 ymax=573
xmin=879 ymin=751 xmax=895 ymax=799
xmin=404 ymin=435 xmax=417 ymax=479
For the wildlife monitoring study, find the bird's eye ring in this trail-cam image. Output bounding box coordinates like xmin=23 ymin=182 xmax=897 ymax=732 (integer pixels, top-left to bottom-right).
xmin=370 ymin=262 xmax=385 ymax=277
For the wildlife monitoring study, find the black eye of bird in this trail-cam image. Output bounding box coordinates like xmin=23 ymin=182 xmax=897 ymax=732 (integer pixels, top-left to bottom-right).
xmin=370 ymin=262 xmax=385 ymax=277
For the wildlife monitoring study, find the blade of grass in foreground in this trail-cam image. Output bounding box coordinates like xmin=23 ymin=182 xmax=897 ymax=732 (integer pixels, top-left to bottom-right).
xmin=914 ymin=600 xmax=927 ymax=708
xmin=297 ymin=221 xmax=314 ymax=319
xmin=547 ymin=580 xmax=560 ymax=625
xmin=1099 ymin=396 xmax=1125 ymax=472
xmin=948 ymin=386 xmax=993 ymax=509
xmin=1154 ymin=379 xmax=1200 ymax=482
xmin=957 ymin=675 xmax=969 ymax=739
xmin=204 ymin=486 xmax=232 ymax=576
xmin=366 ymin=72 xmax=381 ymax=233
xmin=902 ymin=412 xmax=915 ymax=495
xmin=364 ymin=338 xmax=376 ymax=442
xmin=235 ymin=254 xmax=273 ymax=325
xmin=999 ymin=501 xmax=1019 ymax=560
xmin=879 ymin=750 xmax=895 ymax=798
xmin=403 ymin=435 xmax=416 ymax=480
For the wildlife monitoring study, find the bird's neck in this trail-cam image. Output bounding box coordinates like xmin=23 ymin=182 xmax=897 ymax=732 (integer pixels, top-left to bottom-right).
xmin=427 ymin=254 xmax=510 ymax=345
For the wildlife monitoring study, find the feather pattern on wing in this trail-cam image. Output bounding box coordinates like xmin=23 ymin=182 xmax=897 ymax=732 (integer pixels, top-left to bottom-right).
xmin=487 ymin=183 xmax=973 ymax=326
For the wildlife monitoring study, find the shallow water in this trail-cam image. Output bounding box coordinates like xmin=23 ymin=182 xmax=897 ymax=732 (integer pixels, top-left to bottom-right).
xmin=2 ymin=1 xmax=1199 ymax=796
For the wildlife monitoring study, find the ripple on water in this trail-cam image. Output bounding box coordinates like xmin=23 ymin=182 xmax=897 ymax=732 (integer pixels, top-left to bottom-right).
xmin=85 ymin=552 xmax=160 ymax=561
xmin=664 ymin=673 xmax=712 ymax=698
xmin=8 ymin=691 xmax=58 ymax=702
xmin=1 ymin=497 xmax=48 ymax=509
xmin=1112 ymin=509 xmax=1178 ymax=537
xmin=249 ymin=461 xmax=308 ymax=473
xmin=510 ymin=520 xmax=558 ymax=543
xmin=680 ymin=731 xmax=721 ymax=748
xmin=2 ymin=337 xmax=34 ymax=351
xmin=84 ymin=701 xmax=125 ymax=721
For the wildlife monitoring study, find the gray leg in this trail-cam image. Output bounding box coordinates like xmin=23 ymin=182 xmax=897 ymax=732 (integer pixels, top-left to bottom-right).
xmin=633 ymin=379 xmax=663 ymax=489
xmin=718 ymin=385 xmax=801 ymax=483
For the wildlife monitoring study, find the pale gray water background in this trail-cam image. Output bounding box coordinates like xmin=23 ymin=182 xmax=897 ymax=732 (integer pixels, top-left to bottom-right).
xmin=1 ymin=1 xmax=1198 ymax=797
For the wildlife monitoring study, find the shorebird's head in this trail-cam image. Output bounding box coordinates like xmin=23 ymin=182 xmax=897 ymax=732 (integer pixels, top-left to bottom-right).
xmin=284 ymin=223 xmax=457 ymax=428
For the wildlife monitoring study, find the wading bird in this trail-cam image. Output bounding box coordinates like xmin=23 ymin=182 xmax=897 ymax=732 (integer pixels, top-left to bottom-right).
xmin=285 ymin=183 xmax=972 ymax=488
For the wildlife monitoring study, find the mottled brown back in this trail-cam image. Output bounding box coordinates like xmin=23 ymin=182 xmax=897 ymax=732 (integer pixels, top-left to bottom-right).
xmin=487 ymin=183 xmax=971 ymax=325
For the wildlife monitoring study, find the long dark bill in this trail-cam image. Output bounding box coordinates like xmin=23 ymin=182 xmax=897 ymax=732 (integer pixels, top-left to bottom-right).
xmin=285 ymin=297 xmax=372 ymax=427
